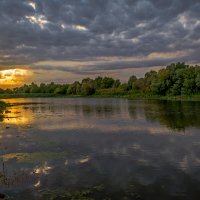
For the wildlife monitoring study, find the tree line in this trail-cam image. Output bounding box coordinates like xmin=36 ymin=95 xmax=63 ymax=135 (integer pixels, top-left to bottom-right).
xmin=1 ymin=62 xmax=200 ymax=96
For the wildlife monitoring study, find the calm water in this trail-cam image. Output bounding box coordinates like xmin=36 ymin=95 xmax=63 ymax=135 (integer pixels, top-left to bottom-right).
xmin=1 ymin=98 xmax=200 ymax=199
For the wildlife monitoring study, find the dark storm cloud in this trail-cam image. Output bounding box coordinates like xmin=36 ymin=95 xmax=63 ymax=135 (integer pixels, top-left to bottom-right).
xmin=0 ymin=0 xmax=200 ymax=72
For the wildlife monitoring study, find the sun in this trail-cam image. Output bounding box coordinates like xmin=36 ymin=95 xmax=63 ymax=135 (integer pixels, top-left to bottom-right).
xmin=0 ymin=69 xmax=28 ymax=88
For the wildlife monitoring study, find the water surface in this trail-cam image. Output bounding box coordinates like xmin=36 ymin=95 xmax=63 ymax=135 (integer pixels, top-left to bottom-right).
xmin=0 ymin=98 xmax=200 ymax=199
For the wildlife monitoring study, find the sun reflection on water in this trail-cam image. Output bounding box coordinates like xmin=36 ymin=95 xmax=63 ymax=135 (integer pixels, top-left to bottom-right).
xmin=2 ymin=105 xmax=33 ymax=125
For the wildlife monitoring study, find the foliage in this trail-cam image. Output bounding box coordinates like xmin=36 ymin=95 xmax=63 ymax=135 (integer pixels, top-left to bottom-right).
xmin=1 ymin=62 xmax=200 ymax=97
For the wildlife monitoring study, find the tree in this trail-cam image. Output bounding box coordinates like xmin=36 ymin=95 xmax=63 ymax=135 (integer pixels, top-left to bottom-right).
xmin=54 ymin=85 xmax=67 ymax=94
xmin=81 ymin=78 xmax=95 ymax=95
xmin=195 ymin=73 xmax=200 ymax=89
xmin=128 ymin=75 xmax=137 ymax=89
xmin=120 ymin=83 xmax=129 ymax=91
xmin=94 ymin=77 xmax=103 ymax=89
xmin=113 ymin=79 xmax=121 ymax=88
xmin=67 ymin=81 xmax=81 ymax=95
xmin=101 ymin=77 xmax=115 ymax=88
xmin=30 ymin=82 xmax=40 ymax=93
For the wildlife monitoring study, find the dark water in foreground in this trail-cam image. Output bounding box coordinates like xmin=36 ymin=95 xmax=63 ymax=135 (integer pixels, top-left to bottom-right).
xmin=1 ymin=98 xmax=200 ymax=200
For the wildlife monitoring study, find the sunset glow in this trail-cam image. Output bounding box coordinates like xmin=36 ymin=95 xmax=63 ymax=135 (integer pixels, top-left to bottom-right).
xmin=0 ymin=1 xmax=199 ymax=85
xmin=0 ymin=69 xmax=28 ymax=88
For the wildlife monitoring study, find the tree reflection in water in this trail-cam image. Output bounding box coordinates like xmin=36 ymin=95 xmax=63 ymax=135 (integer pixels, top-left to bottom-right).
xmin=144 ymin=100 xmax=200 ymax=131
xmin=1 ymin=98 xmax=200 ymax=199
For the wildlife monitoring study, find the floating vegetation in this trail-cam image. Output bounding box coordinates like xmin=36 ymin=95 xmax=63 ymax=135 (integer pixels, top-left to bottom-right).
xmin=0 ymin=101 xmax=7 ymax=109
xmin=23 ymin=124 xmax=33 ymax=129
xmin=0 ymin=152 xmax=69 ymax=163
xmin=39 ymin=185 xmax=105 ymax=200
xmin=0 ymin=101 xmax=7 ymax=122
xmin=37 ymin=183 xmax=143 ymax=200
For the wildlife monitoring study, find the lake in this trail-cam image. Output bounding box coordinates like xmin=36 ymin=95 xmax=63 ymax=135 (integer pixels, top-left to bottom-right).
xmin=1 ymin=98 xmax=200 ymax=199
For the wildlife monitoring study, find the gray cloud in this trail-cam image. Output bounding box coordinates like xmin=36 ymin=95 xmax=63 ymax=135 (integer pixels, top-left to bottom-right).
xmin=30 ymin=52 xmax=190 ymax=76
xmin=0 ymin=0 xmax=200 ymax=74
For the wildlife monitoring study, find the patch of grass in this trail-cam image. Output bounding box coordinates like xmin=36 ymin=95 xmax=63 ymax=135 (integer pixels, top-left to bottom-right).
xmin=0 ymin=93 xmax=58 ymax=98
xmin=38 ymin=183 xmax=143 ymax=200
xmin=1 ymin=92 xmax=200 ymax=101
xmin=0 ymin=152 xmax=70 ymax=163
xmin=39 ymin=185 xmax=106 ymax=200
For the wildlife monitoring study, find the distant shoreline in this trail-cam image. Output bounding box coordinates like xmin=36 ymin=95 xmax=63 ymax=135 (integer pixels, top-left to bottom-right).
xmin=1 ymin=63 xmax=200 ymax=99
xmin=1 ymin=93 xmax=200 ymax=101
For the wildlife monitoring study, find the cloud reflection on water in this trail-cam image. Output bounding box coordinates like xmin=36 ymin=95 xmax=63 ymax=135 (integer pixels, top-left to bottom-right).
xmin=1 ymin=98 xmax=200 ymax=133
xmin=1 ymin=98 xmax=200 ymax=199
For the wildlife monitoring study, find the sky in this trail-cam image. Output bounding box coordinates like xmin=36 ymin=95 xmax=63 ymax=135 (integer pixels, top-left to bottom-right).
xmin=0 ymin=0 xmax=200 ymax=88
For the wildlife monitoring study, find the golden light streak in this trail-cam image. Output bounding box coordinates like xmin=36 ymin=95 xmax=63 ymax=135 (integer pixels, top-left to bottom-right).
xmin=0 ymin=69 xmax=28 ymax=88
xmin=2 ymin=106 xmax=34 ymax=125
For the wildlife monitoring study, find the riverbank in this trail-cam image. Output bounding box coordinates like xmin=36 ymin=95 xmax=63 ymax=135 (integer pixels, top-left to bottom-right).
xmin=1 ymin=92 xmax=200 ymax=101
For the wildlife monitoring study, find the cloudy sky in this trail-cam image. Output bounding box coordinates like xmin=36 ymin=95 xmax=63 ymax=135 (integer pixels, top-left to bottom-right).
xmin=0 ymin=0 xmax=200 ymax=87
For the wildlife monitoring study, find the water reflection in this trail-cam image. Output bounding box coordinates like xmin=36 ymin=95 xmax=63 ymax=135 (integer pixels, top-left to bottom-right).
xmin=144 ymin=100 xmax=200 ymax=131
xmin=0 ymin=103 xmax=6 ymax=122
xmin=0 ymin=161 xmax=34 ymax=187
xmin=2 ymin=106 xmax=33 ymax=125
xmin=1 ymin=98 xmax=200 ymax=199
xmin=1 ymin=98 xmax=200 ymax=131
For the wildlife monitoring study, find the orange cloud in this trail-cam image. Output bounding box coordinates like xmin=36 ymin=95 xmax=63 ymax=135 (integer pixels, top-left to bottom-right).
xmin=0 ymin=69 xmax=29 ymax=88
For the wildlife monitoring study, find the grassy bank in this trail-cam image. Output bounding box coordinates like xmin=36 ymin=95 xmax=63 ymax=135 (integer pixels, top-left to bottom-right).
xmin=0 ymin=93 xmax=87 ymax=99
xmin=1 ymin=92 xmax=200 ymax=101
xmin=0 ymin=93 xmax=58 ymax=99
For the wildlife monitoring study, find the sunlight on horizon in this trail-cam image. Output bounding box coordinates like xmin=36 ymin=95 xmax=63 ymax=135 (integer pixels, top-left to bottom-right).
xmin=0 ymin=69 xmax=28 ymax=88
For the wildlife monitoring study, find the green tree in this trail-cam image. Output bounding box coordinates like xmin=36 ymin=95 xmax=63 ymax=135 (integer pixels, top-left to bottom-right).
xmin=94 ymin=76 xmax=103 ymax=89
xmin=113 ymin=79 xmax=121 ymax=88
xmin=128 ymin=75 xmax=137 ymax=90
xmin=101 ymin=77 xmax=115 ymax=88
xmin=30 ymin=82 xmax=40 ymax=93
xmin=67 ymin=81 xmax=81 ymax=95
xmin=81 ymin=78 xmax=95 ymax=95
